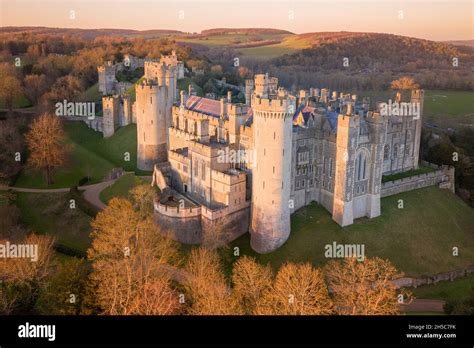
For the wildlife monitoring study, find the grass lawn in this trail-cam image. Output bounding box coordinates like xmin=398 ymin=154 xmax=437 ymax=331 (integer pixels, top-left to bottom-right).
xmin=63 ymin=121 xmax=144 ymax=173
xmin=0 ymin=94 xmax=32 ymax=110
xmin=80 ymin=82 xmax=101 ymax=103
xmin=100 ymin=173 xmax=148 ymax=204
xmin=176 ymin=33 xmax=290 ymax=47
xmin=219 ymin=187 xmax=474 ymax=278
xmin=423 ymin=90 xmax=474 ymax=127
xmin=357 ymin=89 xmax=474 ymax=129
xmin=124 ymin=76 xmax=145 ymax=102
xmin=382 ymin=165 xmax=435 ymax=183
xmin=15 ymin=192 xmax=92 ymax=254
xmin=15 ymin=132 xmax=115 ymax=189
xmin=411 ymin=274 xmax=474 ymax=302
xmin=15 ymin=121 xmax=147 ymax=189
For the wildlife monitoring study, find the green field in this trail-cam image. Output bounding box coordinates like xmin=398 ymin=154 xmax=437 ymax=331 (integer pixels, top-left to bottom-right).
xmin=15 ymin=130 xmax=115 ymax=189
xmin=63 ymin=122 xmax=142 ymax=173
xmin=423 ymin=90 xmax=474 ymax=127
xmin=15 ymin=192 xmax=92 ymax=253
xmin=80 ymin=82 xmax=101 ymax=103
xmin=176 ymin=33 xmax=291 ymax=47
xmin=100 ymin=173 xmax=148 ymax=204
xmin=412 ymin=274 xmax=474 ymax=302
xmin=0 ymin=94 xmax=32 ymax=110
xmin=357 ymin=89 xmax=474 ymax=129
xmin=15 ymin=121 xmax=146 ymax=189
xmin=124 ymin=76 xmax=145 ymax=102
xmin=220 ymin=187 xmax=474 ymax=277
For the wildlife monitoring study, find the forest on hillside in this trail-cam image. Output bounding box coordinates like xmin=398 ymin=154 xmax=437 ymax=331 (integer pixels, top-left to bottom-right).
xmin=238 ymin=34 xmax=474 ymax=91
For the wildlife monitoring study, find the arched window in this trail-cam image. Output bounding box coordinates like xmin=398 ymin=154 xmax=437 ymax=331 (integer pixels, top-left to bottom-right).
xmin=393 ymin=144 xmax=399 ymax=157
xmin=328 ymin=158 xmax=333 ymax=178
xmin=355 ymin=151 xmax=368 ymax=181
xmin=383 ymin=145 xmax=390 ymax=160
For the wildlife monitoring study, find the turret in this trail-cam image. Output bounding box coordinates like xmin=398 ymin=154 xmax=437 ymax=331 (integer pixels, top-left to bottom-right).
xmin=332 ymin=113 xmax=359 ymax=226
xmin=136 ymin=79 xmax=170 ymax=170
xmin=245 ymin=79 xmax=254 ymax=106
xmin=102 ymin=95 xmax=120 ymax=137
xmin=411 ymin=89 xmax=424 ymax=169
xmin=250 ymin=91 xmax=294 ymax=253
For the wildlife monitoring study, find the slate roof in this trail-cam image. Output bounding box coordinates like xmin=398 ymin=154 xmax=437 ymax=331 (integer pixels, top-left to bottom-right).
xmin=293 ymin=104 xmax=316 ymax=124
xmin=325 ymin=111 xmax=339 ymax=131
xmin=185 ymin=96 xmax=221 ymax=118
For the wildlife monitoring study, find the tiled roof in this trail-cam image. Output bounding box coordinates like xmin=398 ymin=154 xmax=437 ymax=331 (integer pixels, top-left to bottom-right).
xmin=244 ymin=108 xmax=253 ymax=127
xmin=185 ymin=96 xmax=221 ymax=118
xmin=293 ymin=104 xmax=315 ymax=124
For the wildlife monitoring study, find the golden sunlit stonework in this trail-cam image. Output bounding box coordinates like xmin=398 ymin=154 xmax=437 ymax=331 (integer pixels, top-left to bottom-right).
xmin=94 ymin=58 xmax=454 ymax=254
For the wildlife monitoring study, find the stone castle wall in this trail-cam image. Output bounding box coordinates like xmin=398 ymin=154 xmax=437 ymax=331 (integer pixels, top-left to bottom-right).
xmin=381 ymin=161 xmax=455 ymax=198
xmin=154 ymin=200 xmax=250 ymax=245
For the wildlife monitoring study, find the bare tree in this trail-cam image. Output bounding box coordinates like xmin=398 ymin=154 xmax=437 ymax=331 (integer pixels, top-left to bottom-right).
xmin=0 ymin=63 xmax=23 ymax=117
xmin=184 ymin=247 xmax=241 ymax=315
xmin=231 ymin=256 xmax=273 ymax=314
xmin=88 ymin=197 xmax=181 ymax=315
xmin=324 ymin=257 xmax=407 ymax=315
xmin=256 ymin=262 xmax=334 ymax=315
xmin=25 ymin=113 xmax=69 ymax=185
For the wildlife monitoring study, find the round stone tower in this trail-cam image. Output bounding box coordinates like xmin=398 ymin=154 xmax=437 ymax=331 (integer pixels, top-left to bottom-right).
xmin=136 ymin=79 xmax=168 ymax=170
xmin=136 ymin=63 xmax=176 ymax=171
xmin=250 ymin=93 xmax=294 ymax=254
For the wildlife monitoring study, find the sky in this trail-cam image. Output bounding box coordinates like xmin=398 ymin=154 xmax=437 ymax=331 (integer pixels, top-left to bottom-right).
xmin=0 ymin=0 xmax=472 ymax=41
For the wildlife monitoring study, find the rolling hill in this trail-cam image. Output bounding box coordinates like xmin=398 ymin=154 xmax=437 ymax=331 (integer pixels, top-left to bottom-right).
xmin=0 ymin=26 xmax=183 ymax=39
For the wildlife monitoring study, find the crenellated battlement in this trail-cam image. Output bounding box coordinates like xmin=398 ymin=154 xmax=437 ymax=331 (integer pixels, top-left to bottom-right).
xmin=252 ymin=96 xmax=293 ymax=113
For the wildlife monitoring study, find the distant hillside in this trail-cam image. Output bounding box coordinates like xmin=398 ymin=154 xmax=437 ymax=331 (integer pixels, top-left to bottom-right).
xmin=270 ymin=33 xmax=465 ymax=70
xmin=443 ymin=39 xmax=474 ymax=48
xmin=200 ymin=28 xmax=294 ymax=36
xmin=280 ymin=31 xmax=368 ymax=49
xmin=244 ymin=33 xmax=474 ymax=90
xmin=0 ymin=27 xmax=183 ymax=39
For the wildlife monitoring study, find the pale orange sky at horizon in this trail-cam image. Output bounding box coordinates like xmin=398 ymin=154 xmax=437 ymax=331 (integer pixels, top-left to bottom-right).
xmin=1 ymin=0 xmax=472 ymax=41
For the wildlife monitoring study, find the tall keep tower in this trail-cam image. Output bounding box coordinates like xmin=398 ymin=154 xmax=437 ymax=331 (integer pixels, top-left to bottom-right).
xmin=332 ymin=112 xmax=358 ymax=226
xmin=250 ymin=75 xmax=294 ymax=253
xmin=411 ymin=89 xmax=424 ymax=170
xmin=136 ymin=63 xmax=175 ymax=170
xmin=245 ymin=79 xmax=254 ymax=106
xmin=98 ymin=61 xmax=116 ymax=95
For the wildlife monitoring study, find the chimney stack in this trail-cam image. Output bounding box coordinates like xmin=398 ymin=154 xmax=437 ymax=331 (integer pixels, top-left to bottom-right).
xmin=227 ymin=90 xmax=232 ymax=103
xmin=220 ymin=98 xmax=226 ymax=117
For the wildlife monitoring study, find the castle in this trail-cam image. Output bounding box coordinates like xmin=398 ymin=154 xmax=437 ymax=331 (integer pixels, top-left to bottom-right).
xmin=131 ymin=67 xmax=429 ymax=253
xmin=91 ymin=54 xmax=454 ymax=254
xmin=95 ymin=51 xmax=185 ymax=137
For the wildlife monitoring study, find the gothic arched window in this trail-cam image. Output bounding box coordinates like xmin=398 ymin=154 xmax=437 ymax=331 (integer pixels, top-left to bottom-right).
xmin=393 ymin=144 xmax=399 ymax=157
xmin=355 ymin=151 xmax=368 ymax=182
xmin=383 ymin=145 xmax=390 ymax=160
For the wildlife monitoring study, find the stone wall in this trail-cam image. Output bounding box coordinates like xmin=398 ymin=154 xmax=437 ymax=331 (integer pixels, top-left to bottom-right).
xmin=381 ymin=161 xmax=455 ymax=198
xmin=63 ymin=117 xmax=103 ymax=132
xmin=393 ymin=264 xmax=474 ymax=289
xmin=154 ymin=199 xmax=250 ymax=245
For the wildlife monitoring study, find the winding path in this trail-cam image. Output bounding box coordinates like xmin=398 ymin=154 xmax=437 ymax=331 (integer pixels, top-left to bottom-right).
xmin=0 ymin=179 xmax=118 ymax=210
xmin=401 ymin=299 xmax=446 ymax=313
